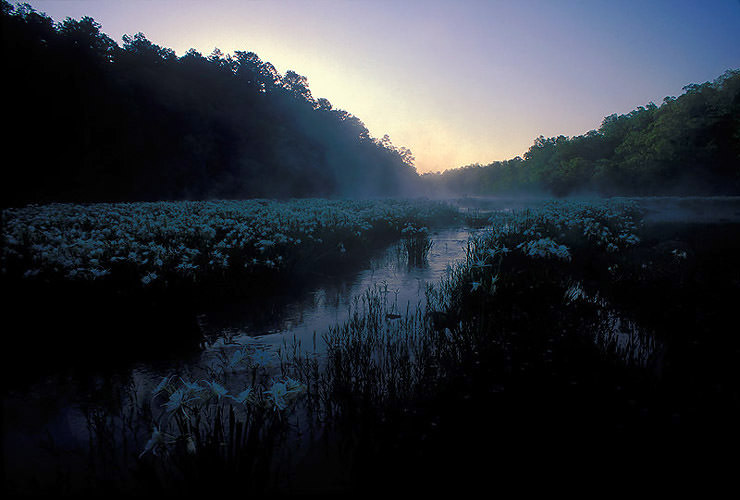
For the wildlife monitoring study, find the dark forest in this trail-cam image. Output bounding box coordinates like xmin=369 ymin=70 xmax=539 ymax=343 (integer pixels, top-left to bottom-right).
xmin=1 ymin=2 xmax=418 ymax=206
xmin=2 ymin=2 xmax=739 ymax=207
xmin=3 ymin=2 xmax=740 ymax=495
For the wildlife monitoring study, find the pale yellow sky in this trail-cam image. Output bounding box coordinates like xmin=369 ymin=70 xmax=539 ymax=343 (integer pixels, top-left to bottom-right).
xmin=14 ymin=0 xmax=740 ymax=173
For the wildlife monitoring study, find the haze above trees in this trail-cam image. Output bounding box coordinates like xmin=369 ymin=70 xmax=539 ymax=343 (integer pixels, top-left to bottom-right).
xmin=2 ymin=1 xmax=738 ymax=207
xmin=1 ymin=2 xmax=417 ymax=206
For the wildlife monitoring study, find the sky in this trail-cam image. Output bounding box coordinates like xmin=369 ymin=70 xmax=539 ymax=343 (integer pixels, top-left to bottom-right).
xmin=12 ymin=0 xmax=740 ymax=174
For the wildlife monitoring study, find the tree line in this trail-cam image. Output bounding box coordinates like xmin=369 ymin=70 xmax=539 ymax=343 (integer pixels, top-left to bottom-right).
xmin=3 ymin=1 xmax=738 ymax=206
xmin=0 ymin=2 xmax=418 ymax=207
xmin=422 ymin=69 xmax=740 ymax=197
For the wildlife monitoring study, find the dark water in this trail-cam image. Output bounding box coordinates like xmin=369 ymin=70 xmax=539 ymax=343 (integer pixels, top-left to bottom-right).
xmin=197 ymin=226 xmax=474 ymax=358
xmin=2 ymin=226 xmax=477 ymax=487
xmin=4 ymin=197 xmax=739 ymax=492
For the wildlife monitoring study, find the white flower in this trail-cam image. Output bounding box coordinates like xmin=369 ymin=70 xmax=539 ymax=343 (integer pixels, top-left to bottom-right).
xmin=163 ymin=387 xmax=196 ymax=414
xmin=179 ymin=378 xmax=204 ymax=402
xmin=141 ymin=272 xmax=158 ymax=285
xmin=226 ymin=347 xmax=249 ymax=370
xmin=152 ymin=374 xmax=175 ymax=398
xmin=201 ymin=380 xmax=229 ymax=401
xmin=284 ymin=377 xmax=305 ymax=394
xmin=264 ymin=381 xmax=289 ymax=411
xmin=489 ymin=274 xmax=499 ymax=295
xmin=229 ymin=387 xmax=255 ymax=405
xmin=139 ymin=427 xmax=173 ymax=458
xmin=184 ymin=435 xmax=197 ymax=455
xmin=251 ymin=349 xmax=273 ymax=367
xmin=671 ymin=249 xmax=687 ymax=260
xmin=471 ymin=256 xmax=490 ymax=269
xmin=519 ymin=238 xmax=571 ymax=261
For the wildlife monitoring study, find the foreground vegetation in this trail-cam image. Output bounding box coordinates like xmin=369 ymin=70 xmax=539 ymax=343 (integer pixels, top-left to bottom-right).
xmin=5 ymin=198 xmax=738 ymax=494
xmin=0 ymin=198 xmax=457 ymax=374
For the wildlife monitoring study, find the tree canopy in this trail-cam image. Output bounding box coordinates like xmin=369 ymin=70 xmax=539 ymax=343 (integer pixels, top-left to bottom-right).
xmin=2 ymin=1 xmax=738 ymax=206
xmin=0 ymin=2 xmax=418 ymax=206
xmin=423 ymin=68 xmax=740 ymax=197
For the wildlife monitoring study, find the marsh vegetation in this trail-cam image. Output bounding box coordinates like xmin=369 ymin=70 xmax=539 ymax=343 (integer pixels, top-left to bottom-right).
xmin=3 ymin=196 xmax=739 ymax=495
xmin=2 ymin=3 xmax=739 ymax=495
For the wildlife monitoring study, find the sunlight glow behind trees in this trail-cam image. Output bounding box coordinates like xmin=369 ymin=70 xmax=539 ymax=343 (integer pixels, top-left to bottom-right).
xmin=11 ymin=0 xmax=740 ymax=173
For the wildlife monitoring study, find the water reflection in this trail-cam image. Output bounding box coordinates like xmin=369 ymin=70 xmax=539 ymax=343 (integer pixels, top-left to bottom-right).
xmin=565 ymin=280 xmax=661 ymax=368
xmin=196 ymin=227 xmax=474 ymax=356
xmin=3 ymin=226 xmax=476 ymax=482
xmin=17 ymin=197 xmax=734 ymax=488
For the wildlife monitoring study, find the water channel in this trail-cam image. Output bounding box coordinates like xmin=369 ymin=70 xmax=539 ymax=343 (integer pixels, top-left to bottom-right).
xmin=5 ymin=197 xmax=739 ymax=492
xmin=2 ymin=225 xmax=478 ymax=489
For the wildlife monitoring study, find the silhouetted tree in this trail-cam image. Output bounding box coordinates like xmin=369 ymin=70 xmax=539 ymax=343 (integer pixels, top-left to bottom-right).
xmin=0 ymin=1 xmax=420 ymax=206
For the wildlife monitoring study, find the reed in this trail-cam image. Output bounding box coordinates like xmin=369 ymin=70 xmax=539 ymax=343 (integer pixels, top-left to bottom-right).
xmin=13 ymin=198 xmax=740 ymax=494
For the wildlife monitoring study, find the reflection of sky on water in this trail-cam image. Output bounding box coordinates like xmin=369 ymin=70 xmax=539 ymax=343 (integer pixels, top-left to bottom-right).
xmin=3 ymin=226 xmax=475 ymax=477
xmin=11 ymin=197 xmax=733 ymax=482
xmin=197 ymin=226 xmax=474 ymax=354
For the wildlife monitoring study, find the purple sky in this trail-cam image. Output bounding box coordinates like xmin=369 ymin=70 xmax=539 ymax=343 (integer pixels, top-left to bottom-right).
xmin=14 ymin=0 xmax=740 ymax=173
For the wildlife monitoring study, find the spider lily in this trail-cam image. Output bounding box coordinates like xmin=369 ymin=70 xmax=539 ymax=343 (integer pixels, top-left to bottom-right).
xmin=225 ymin=346 xmax=249 ymax=370
xmin=470 ymin=256 xmax=491 ymax=269
xmin=284 ymin=377 xmax=307 ymax=400
xmin=489 ymin=274 xmax=499 ymax=295
xmin=152 ymin=374 xmax=175 ymax=399
xmin=251 ymin=349 xmax=273 ymax=368
xmin=672 ymin=249 xmax=687 ymax=260
xmin=201 ymin=380 xmax=229 ymax=401
xmin=229 ymin=387 xmax=255 ymax=405
xmin=184 ymin=435 xmax=197 ymax=455
xmin=179 ymin=378 xmax=205 ymax=402
xmin=179 ymin=377 xmax=201 ymax=393
xmin=264 ymin=381 xmax=289 ymax=411
xmin=139 ymin=426 xmax=174 ymax=458
xmin=163 ymin=387 xmax=199 ymax=415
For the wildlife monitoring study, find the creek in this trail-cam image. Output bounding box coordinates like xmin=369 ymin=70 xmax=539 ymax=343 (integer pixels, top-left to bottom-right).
xmin=2 ymin=225 xmax=478 ymax=489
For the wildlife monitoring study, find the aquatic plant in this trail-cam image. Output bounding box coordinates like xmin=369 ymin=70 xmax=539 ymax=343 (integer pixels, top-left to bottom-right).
xmin=1 ymin=199 xmax=460 ymax=289
xmin=21 ymin=197 xmax=738 ymax=496
xmin=400 ymin=223 xmax=433 ymax=266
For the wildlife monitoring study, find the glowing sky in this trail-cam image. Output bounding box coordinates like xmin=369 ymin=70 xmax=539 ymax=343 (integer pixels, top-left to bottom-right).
xmin=13 ymin=0 xmax=740 ymax=173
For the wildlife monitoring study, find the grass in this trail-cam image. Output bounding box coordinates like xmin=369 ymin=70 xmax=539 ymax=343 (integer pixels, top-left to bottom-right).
xmin=4 ymin=198 xmax=740 ymax=494
xmin=0 ymin=199 xmax=460 ymax=381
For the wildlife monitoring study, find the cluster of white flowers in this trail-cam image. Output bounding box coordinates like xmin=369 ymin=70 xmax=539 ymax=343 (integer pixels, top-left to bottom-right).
xmin=153 ymin=373 xmax=306 ymax=413
xmin=671 ymin=249 xmax=688 ymax=260
xmin=517 ymin=237 xmax=572 ymax=261
xmin=461 ymin=199 xmax=644 ymax=288
xmin=1 ymin=199 xmax=458 ymax=284
xmin=140 ymin=371 xmax=306 ymax=459
xmin=400 ymin=222 xmax=429 ymax=236
xmin=480 ymin=198 xmax=643 ymax=259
